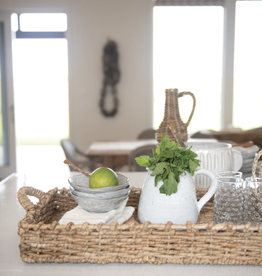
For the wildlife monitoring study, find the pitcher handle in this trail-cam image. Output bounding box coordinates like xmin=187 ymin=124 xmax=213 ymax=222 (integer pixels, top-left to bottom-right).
xmin=178 ymin=91 xmax=196 ymax=127
xmin=195 ymin=169 xmax=217 ymax=213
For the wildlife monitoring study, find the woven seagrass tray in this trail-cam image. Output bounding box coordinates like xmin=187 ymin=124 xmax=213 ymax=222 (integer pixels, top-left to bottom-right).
xmin=17 ymin=186 xmax=262 ymax=265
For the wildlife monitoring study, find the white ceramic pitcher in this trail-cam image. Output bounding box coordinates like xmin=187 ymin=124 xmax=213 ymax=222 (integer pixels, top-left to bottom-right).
xmin=138 ymin=168 xmax=217 ymax=224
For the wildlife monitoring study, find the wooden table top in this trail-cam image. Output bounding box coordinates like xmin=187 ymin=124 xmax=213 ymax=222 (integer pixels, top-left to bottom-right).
xmin=85 ymin=139 xmax=158 ymax=157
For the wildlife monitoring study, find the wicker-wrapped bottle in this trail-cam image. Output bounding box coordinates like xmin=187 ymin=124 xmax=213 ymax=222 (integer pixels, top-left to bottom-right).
xmin=156 ymin=88 xmax=196 ymax=144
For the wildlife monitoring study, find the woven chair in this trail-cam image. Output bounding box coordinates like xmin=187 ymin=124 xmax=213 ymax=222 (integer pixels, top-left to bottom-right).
xmin=137 ymin=128 xmax=156 ymax=139
xmin=191 ymin=127 xmax=262 ymax=150
xmin=61 ymin=139 xmax=92 ymax=171
xmin=128 ymin=144 xmax=156 ymax=172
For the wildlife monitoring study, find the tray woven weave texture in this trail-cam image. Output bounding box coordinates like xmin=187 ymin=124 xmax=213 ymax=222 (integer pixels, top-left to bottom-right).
xmin=17 ymin=186 xmax=262 ymax=265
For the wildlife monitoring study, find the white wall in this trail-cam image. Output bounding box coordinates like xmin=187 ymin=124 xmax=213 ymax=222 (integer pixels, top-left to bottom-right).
xmin=0 ymin=0 xmax=154 ymax=150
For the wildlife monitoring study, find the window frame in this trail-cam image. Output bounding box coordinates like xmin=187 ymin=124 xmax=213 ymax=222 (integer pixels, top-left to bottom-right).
xmin=15 ymin=13 xmax=66 ymax=39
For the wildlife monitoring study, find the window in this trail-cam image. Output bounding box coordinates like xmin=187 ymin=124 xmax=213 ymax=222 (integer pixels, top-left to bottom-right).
xmin=233 ymin=1 xmax=262 ymax=130
xmin=153 ymin=6 xmax=224 ymax=133
xmin=11 ymin=13 xmax=69 ymax=145
xmin=153 ymin=0 xmax=261 ymax=133
xmin=18 ymin=13 xmax=67 ymax=32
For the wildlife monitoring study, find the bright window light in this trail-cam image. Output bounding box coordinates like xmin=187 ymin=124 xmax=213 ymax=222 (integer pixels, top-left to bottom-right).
xmin=19 ymin=13 xmax=67 ymax=32
xmin=153 ymin=6 xmax=224 ymax=134
xmin=12 ymin=13 xmax=69 ymax=145
xmin=233 ymin=1 xmax=262 ymax=130
xmin=12 ymin=39 xmax=69 ymax=145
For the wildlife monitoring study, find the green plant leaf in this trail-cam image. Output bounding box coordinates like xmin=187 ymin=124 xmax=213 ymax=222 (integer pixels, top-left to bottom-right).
xmin=167 ymin=140 xmax=177 ymax=149
xmin=160 ymin=135 xmax=169 ymax=151
xmin=189 ymin=159 xmax=199 ymax=173
xmin=162 ymin=169 xmax=168 ymax=180
xmin=149 ymin=164 xmax=156 ymax=171
xmin=154 ymin=174 xmax=162 ymax=186
xmin=162 ymin=149 xmax=173 ymax=158
xmin=151 ymin=162 xmax=167 ymax=176
xmin=155 ymin=146 xmax=161 ymax=155
xmin=163 ymin=172 xmax=178 ymax=196
xmin=159 ymin=184 xmax=166 ymax=194
xmin=135 ymin=156 xmax=151 ymax=167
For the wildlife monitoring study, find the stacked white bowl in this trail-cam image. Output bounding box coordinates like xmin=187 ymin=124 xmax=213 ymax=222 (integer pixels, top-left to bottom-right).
xmin=68 ymin=173 xmax=130 ymax=213
xmin=233 ymin=145 xmax=260 ymax=179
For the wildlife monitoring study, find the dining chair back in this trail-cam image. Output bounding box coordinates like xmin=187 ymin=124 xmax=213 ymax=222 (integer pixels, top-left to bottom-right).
xmin=137 ymin=128 xmax=156 ymax=139
xmin=191 ymin=127 xmax=262 ymax=150
xmin=61 ymin=139 xmax=90 ymax=171
xmin=128 ymin=144 xmax=156 ymax=171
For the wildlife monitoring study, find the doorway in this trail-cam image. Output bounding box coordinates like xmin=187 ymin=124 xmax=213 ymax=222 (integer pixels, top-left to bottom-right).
xmin=11 ymin=13 xmax=69 ymax=145
xmin=11 ymin=13 xmax=70 ymax=175
xmin=0 ymin=11 xmax=16 ymax=179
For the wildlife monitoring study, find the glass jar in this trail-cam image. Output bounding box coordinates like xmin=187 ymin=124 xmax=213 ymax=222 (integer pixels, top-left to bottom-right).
xmin=213 ymin=177 xmax=244 ymax=224
xmin=243 ymin=177 xmax=262 ymax=226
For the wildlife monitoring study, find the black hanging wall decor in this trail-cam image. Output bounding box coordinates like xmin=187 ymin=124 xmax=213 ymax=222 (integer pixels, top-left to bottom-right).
xmin=99 ymin=40 xmax=120 ymax=117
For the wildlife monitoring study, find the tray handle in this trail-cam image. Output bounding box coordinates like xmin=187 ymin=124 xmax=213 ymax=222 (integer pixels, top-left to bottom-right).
xmin=17 ymin=186 xmax=56 ymax=213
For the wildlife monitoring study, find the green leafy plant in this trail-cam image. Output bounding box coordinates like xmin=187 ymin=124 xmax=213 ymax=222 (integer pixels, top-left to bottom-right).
xmin=135 ymin=134 xmax=200 ymax=196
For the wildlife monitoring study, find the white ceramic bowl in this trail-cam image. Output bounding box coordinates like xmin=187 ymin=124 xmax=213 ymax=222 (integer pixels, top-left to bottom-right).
xmin=70 ymin=185 xmax=130 ymax=199
xmin=68 ymin=173 xmax=130 ymax=194
xmin=70 ymin=190 xmax=130 ymax=213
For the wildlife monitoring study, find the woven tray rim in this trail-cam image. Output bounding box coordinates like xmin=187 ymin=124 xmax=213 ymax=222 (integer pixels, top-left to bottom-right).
xmin=17 ymin=186 xmax=262 ymax=233
xmin=17 ymin=186 xmax=262 ymax=265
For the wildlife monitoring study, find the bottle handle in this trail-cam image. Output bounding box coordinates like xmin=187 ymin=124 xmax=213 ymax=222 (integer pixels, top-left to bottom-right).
xmin=178 ymin=91 xmax=196 ymax=127
xmin=195 ymin=169 xmax=217 ymax=213
xmin=252 ymin=149 xmax=262 ymax=179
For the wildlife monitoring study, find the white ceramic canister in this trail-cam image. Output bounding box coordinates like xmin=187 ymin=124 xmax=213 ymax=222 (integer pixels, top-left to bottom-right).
xmin=138 ymin=168 xmax=217 ymax=225
xmin=185 ymin=142 xmax=243 ymax=188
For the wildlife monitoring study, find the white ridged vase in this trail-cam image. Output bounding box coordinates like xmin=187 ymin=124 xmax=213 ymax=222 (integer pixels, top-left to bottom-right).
xmin=185 ymin=142 xmax=243 ymax=188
